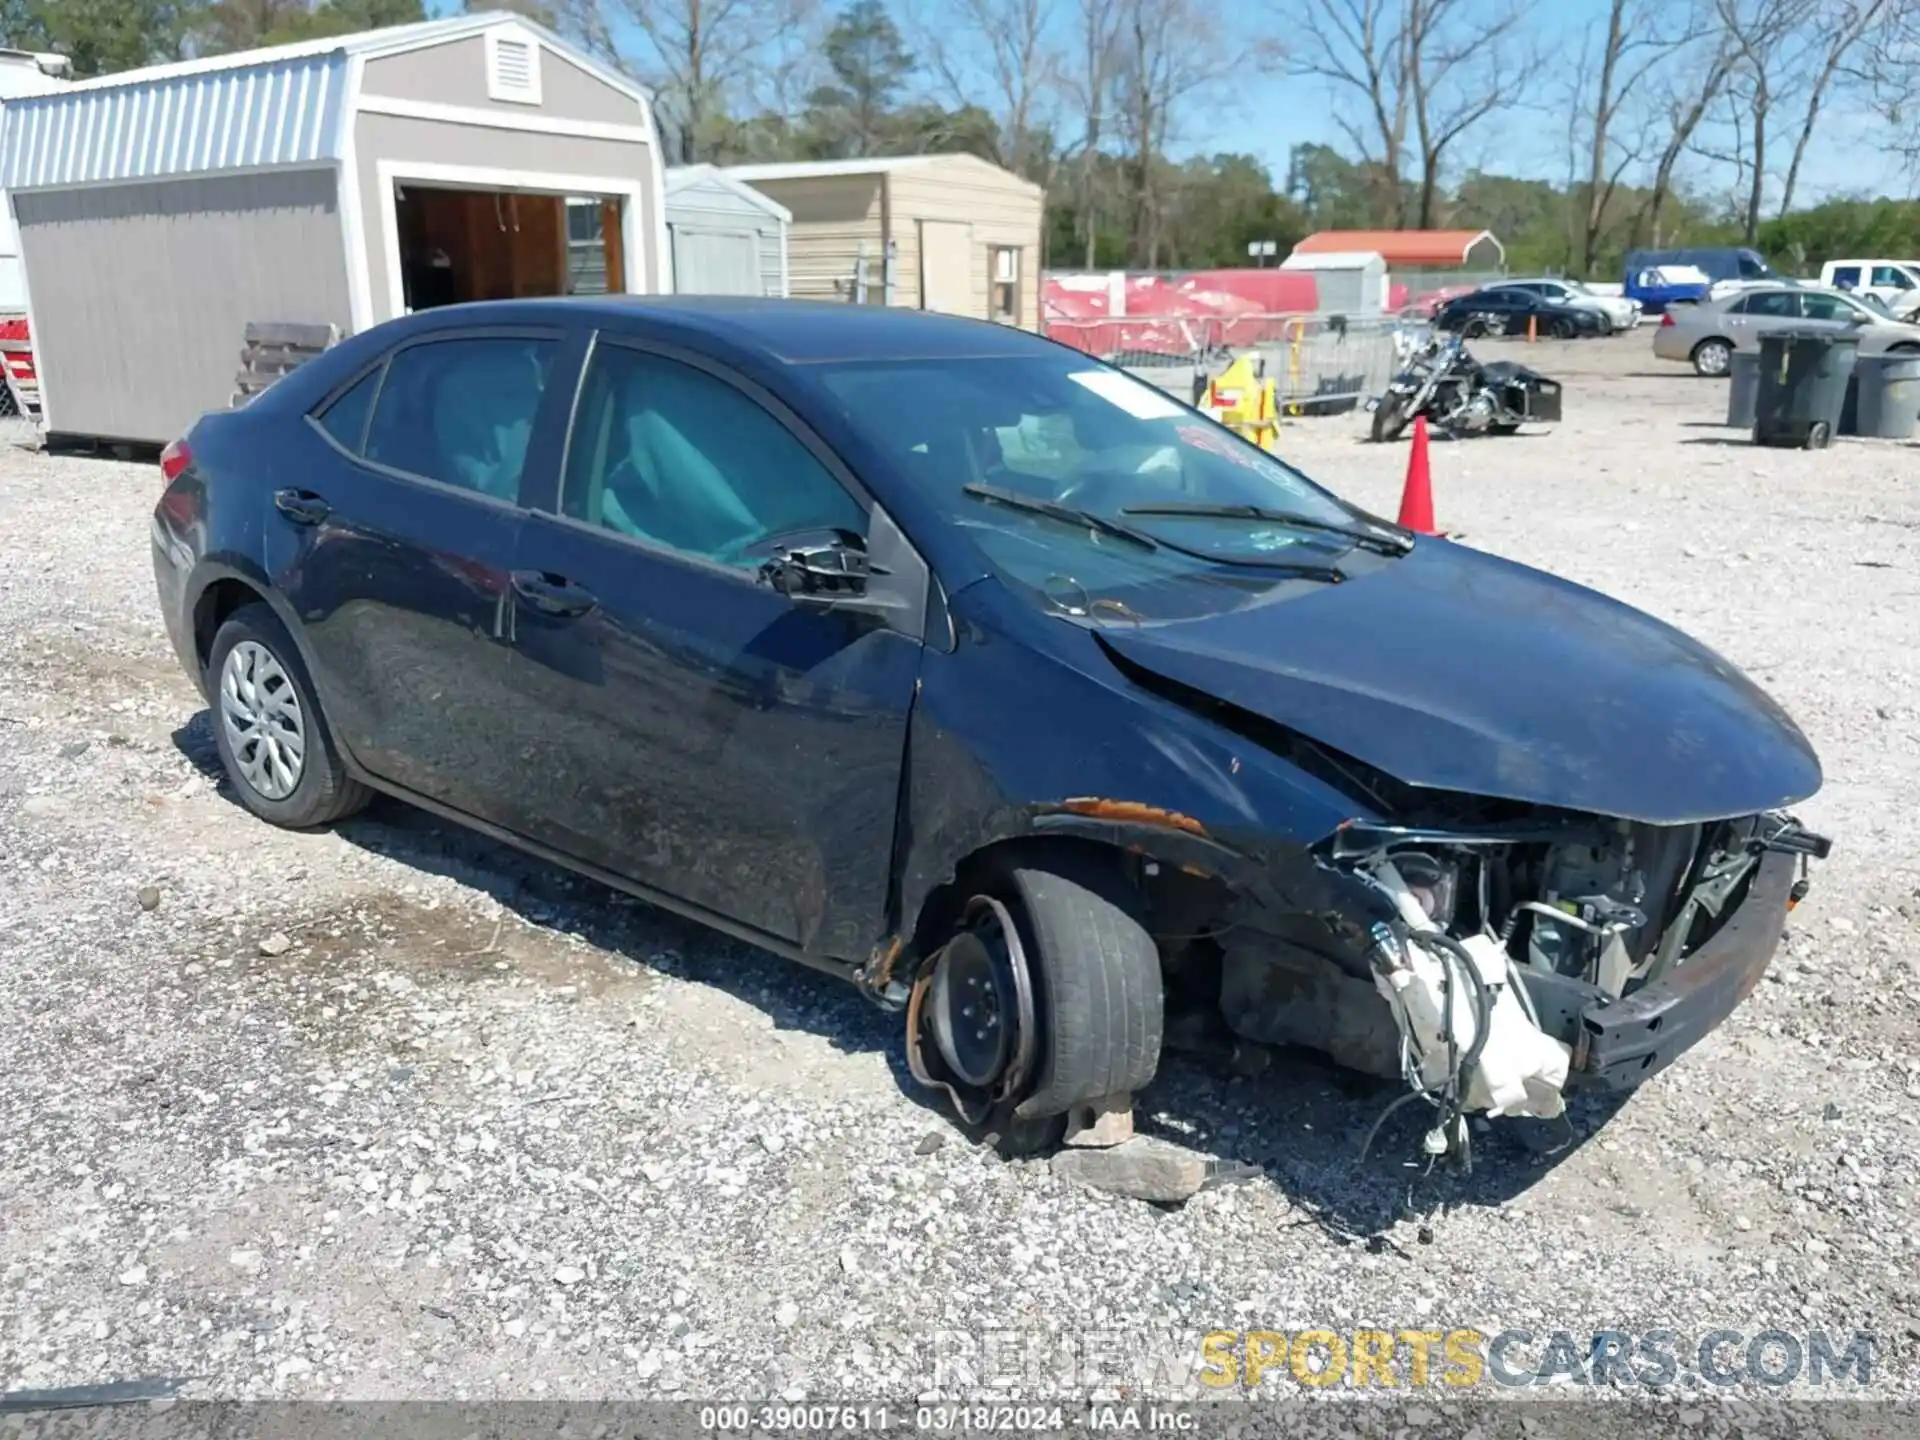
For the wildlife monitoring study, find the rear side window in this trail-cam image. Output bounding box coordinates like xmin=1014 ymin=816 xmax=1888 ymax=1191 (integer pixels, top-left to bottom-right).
xmin=1831 ymin=266 xmax=1863 ymax=288
xmin=363 ymin=336 xmax=558 ymax=502
xmin=1736 ymin=291 xmax=1796 ymax=317
xmin=314 ymin=365 xmax=383 ymax=453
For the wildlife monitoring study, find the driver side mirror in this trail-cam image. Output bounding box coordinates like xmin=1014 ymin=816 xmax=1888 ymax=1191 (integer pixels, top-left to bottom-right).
xmin=759 ymin=539 xmax=908 ymax=619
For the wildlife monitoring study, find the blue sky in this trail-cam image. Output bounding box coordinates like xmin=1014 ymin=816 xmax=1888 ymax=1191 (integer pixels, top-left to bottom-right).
xmin=472 ymin=0 xmax=1914 ymax=206
xmin=1225 ymin=0 xmax=1911 ymax=208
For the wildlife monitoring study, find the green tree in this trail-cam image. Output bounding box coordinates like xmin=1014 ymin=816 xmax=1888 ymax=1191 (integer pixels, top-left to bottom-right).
xmin=201 ymin=0 xmax=424 ymax=52
xmin=805 ymin=0 xmax=915 ymax=157
xmin=0 ymin=0 xmax=200 ymax=76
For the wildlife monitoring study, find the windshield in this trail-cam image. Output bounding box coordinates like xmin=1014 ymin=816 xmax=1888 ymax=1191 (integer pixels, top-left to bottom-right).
xmin=813 ymin=353 xmax=1398 ymax=620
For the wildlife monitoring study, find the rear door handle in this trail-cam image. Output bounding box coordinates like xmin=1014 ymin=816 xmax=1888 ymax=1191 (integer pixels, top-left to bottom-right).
xmin=510 ymin=570 xmax=597 ymax=618
xmin=274 ymin=488 xmax=330 ymax=525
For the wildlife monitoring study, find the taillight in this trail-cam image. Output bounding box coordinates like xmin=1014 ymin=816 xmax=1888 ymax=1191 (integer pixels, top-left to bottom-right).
xmin=159 ymin=437 xmax=193 ymax=482
xmin=1659 ymin=312 xmax=1676 ymax=327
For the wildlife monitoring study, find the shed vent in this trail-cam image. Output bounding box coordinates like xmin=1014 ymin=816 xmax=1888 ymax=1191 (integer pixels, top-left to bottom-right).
xmin=486 ymin=32 xmax=542 ymax=105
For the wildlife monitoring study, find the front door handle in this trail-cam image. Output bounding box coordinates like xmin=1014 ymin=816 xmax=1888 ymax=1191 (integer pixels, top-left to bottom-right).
xmin=274 ymin=488 xmax=330 ymax=525
xmin=510 ymin=570 xmax=598 ymax=618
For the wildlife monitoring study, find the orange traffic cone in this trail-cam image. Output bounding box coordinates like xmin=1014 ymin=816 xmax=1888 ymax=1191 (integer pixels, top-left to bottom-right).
xmin=1397 ymin=415 xmax=1437 ymax=535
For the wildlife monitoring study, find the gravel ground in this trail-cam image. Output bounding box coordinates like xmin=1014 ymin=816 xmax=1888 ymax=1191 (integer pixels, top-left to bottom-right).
xmin=1 ymin=334 xmax=1917 ymax=1408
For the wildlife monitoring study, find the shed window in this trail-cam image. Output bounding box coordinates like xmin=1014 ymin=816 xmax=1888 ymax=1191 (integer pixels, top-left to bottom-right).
xmin=991 ymin=246 xmax=1020 ymax=323
xmin=486 ymin=31 xmax=542 ymax=105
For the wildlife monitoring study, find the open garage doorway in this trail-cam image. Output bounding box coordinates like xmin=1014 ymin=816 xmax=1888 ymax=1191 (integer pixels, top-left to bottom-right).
xmin=394 ymin=183 xmax=627 ymax=312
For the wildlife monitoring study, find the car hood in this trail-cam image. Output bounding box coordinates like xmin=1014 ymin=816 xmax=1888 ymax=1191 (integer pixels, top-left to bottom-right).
xmin=1098 ymin=540 xmax=1822 ymax=825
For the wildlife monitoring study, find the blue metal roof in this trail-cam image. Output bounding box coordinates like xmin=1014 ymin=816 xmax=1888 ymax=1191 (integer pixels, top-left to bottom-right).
xmin=1 ymin=51 xmax=348 ymax=191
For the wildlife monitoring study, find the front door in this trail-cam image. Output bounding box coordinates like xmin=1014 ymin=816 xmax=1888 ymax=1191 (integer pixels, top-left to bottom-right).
xmin=272 ymin=327 xmax=566 ymax=818
xmin=502 ymin=336 xmax=923 ymax=958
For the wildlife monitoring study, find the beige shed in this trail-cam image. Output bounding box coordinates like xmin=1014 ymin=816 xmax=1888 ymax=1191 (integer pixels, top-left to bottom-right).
xmin=721 ymin=154 xmax=1043 ymax=330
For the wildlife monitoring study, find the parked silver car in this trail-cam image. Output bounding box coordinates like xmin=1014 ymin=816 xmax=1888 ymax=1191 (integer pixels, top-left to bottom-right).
xmin=1653 ymin=283 xmax=1920 ymax=376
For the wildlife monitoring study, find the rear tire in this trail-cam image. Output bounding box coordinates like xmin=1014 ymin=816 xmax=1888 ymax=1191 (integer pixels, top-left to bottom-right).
xmin=1461 ymin=320 xmax=1487 ymax=339
xmin=1549 ymin=316 xmax=1574 ymax=340
xmin=206 ymin=603 xmax=371 ymax=830
xmin=1692 ymin=338 xmax=1733 ymax=377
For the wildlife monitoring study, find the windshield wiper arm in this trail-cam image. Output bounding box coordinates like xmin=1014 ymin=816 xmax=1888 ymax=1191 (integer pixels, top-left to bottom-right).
xmin=1120 ymin=502 xmax=1413 ymax=555
xmin=961 ymin=482 xmax=1159 ymax=551
xmin=961 ymin=484 xmax=1344 ymax=582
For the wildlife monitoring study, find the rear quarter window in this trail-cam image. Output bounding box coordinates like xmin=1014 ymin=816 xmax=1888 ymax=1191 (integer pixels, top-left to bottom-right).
xmin=313 ymin=365 xmax=384 ymax=454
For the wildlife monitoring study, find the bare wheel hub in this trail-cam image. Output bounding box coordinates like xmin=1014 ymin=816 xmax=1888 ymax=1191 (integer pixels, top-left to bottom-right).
xmin=907 ymin=895 xmax=1037 ymax=1124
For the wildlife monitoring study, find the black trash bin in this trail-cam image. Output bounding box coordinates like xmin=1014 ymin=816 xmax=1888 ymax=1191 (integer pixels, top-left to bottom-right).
xmin=1753 ymin=329 xmax=1858 ymax=449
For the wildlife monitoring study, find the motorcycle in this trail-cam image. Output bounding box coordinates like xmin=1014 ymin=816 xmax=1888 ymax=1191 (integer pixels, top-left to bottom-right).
xmin=1366 ymin=331 xmax=1563 ymax=443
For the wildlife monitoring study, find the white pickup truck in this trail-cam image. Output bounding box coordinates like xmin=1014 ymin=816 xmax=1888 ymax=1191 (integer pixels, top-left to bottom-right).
xmin=1820 ymin=259 xmax=1920 ymax=320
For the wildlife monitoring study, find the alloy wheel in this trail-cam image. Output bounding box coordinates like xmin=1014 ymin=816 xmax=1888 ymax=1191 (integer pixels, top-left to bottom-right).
xmin=219 ymin=639 xmax=307 ymax=800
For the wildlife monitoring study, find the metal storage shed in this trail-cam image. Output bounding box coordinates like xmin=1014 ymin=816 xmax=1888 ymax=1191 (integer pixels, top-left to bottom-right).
xmin=663 ymin=164 xmax=789 ymax=296
xmin=0 ymin=13 xmax=669 ymax=445
xmin=1278 ymin=249 xmax=1388 ymax=315
xmin=721 ymin=153 xmax=1043 ymax=329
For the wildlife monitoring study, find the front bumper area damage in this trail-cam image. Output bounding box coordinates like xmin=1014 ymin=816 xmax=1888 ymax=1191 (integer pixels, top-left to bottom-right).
xmin=1208 ymin=808 xmax=1831 ymax=1163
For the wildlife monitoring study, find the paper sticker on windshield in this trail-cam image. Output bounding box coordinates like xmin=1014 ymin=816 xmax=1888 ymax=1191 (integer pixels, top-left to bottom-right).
xmin=1069 ymin=369 xmax=1185 ymax=420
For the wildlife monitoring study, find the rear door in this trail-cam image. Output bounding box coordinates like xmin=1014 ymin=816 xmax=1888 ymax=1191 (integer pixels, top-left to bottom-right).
xmin=1724 ymin=289 xmax=1797 ymax=348
xmin=274 ymin=326 xmax=568 ymax=818
xmin=499 ymin=333 xmax=925 ymax=958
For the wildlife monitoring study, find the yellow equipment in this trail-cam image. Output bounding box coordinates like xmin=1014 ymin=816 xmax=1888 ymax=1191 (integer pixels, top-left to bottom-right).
xmin=1201 ymin=354 xmax=1280 ymax=451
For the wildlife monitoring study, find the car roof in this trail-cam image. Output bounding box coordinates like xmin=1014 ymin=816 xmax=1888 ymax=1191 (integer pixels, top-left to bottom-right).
xmin=387 ymin=295 xmax=1052 ymax=364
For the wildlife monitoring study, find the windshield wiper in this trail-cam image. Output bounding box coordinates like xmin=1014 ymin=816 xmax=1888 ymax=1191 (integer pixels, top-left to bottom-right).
xmin=961 ymin=482 xmax=1159 ymax=551
xmin=1120 ymin=502 xmax=1414 ymax=555
xmin=962 ymin=483 xmax=1345 ymax=583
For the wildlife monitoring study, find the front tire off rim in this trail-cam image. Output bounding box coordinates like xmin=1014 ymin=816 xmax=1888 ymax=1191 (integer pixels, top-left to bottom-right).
xmin=219 ymin=639 xmax=307 ymax=800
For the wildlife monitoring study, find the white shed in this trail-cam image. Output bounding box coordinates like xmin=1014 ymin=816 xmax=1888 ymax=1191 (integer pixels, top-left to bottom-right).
xmin=663 ymin=164 xmax=789 ymax=297
xmin=0 ymin=48 xmax=71 ymax=317
xmin=0 ymin=13 xmax=670 ymax=444
xmin=1279 ymin=249 xmax=1389 ymax=316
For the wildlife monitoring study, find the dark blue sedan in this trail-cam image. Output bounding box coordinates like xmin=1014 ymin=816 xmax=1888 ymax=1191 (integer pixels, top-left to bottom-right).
xmin=151 ymin=297 xmax=1829 ymax=1159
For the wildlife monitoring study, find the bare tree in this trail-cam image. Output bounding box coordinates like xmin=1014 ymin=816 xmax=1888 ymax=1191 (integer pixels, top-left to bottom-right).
xmin=568 ymin=0 xmax=780 ymax=162
xmin=1288 ymin=0 xmax=1411 ymax=223
xmin=1858 ymin=0 xmax=1920 ymax=176
xmin=1776 ymin=0 xmax=1896 ymax=215
xmin=914 ymin=0 xmax=1063 ymax=179
xmin=1706 ymin=0 xmax=1817 ymax=241
xmin=1634 ymin=19 xmax=1739 ymax=244
xmin=1570 ymin=0 xmax=1697 ymax=274
xmin=1291 ymin=0 xmax=1537 ymax=231
xmin=1061 ymin=0 xmax=1121 ymax=266
xmin=1108 ymin=0 xmax=1252 ymax=266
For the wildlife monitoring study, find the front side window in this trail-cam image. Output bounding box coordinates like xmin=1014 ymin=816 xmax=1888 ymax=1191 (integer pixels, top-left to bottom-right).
xmin=363 ymin=336 xmax=557 ymax=501
xmin=561 ymin=345 xmax=865 ymax=568
xmin=1871 ymin=265 xmax=1914 ymax=290
xmin=814 ymin=354 xmax=1396 ymax=620
xmin=1799 ymin=291 xmax=1869 ymax=322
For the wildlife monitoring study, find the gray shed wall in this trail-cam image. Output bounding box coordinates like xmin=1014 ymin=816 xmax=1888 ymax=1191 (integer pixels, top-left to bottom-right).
xmin=359 ymin=36 xmax=643 ymax=128
xmin=355 ymin=112 xmax=661 ymax=323
xmin=16 ymin=166 xmax=349 ymax=444
xmin=665 ymin=177 xmax=784 ymax=296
